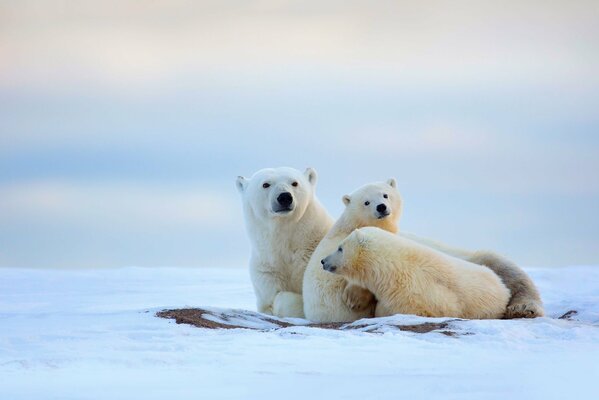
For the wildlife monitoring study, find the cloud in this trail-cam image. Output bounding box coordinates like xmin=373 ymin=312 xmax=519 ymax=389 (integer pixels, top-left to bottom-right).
xmin=1 ymin=1 xmax=598 ymax=91
xmin=0 ymin=1 xmax=597 ymax=267
xmin=341 ymin=121 xmax=500 ymax=157
xmin=0 ymin=180 xmax=239 ymax=232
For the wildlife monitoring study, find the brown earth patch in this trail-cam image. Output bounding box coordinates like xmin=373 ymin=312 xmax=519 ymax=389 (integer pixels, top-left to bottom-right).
xmin=156 ymin=308 xmax=461 ymax=336
xmin=558 ymin=310 xmax=579 ymax=320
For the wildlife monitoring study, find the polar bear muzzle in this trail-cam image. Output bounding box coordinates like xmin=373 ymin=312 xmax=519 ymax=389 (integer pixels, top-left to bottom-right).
xmin=376 ymin=203 xmax=390 ymax=219
xmin=273 ymin=191 xmax=294 ymax=213
xmin=321 ymin=256 xmax=337 ymax=273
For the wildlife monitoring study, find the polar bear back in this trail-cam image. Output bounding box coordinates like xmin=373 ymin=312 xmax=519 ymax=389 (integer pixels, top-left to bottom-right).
xmin=347 ymin=228 xmax=511 ymax=320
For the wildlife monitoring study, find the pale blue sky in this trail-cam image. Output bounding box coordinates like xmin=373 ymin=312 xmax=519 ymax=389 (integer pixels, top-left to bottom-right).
xmin=1 ymin=1 xmax=598 ymax=268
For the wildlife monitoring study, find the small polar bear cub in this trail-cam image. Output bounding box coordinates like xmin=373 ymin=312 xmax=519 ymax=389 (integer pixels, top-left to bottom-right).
xmin=302 ymin=179 xmax=402 ymax=323
xmin=322 ymin=227 xmax=511 ymax=319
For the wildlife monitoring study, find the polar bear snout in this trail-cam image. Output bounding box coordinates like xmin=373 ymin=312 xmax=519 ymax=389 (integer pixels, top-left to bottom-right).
xmin=376 ymin=203 xmax=388 ymax=215
xmin=277 ymin=192 xmax=293 ymax=207
xmin=376 ymin=203 xmax=390 ymax=219
xmin=321 ymin=257 xmax=338 ymax=273
xmin=273 ymin=191 xmax=295 ymax=213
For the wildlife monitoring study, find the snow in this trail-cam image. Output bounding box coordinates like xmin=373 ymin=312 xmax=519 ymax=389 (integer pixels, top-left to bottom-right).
xmin=1 ymin=266 xmax=598 ymax=399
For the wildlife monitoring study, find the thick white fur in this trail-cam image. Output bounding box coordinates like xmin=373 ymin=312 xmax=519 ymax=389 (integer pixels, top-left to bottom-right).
xmin=303 ymin=179 xmax=402 ymax=322
xmin=397 ymin=232 xmax=544 ymax=318
xmin=236 ymin=167 xmax=333 ymax=317
xmin=325 ymin=227 xmax=510 ymax=319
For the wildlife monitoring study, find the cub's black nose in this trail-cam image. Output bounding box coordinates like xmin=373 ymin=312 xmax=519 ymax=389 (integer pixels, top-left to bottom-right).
xmin=376 ymin=203 xmax=387 ymax=213
xmin=321 ymin=259 xmax=325 ymax=265
xmin=277 ymin=192 xmax=293 ymax=207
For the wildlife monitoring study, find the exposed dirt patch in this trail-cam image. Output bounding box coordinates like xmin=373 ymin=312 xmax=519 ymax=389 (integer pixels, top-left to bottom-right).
xmin=156 ymin=308 xmax=462 ymax=336
xmin=558 ymin=310 xmax=579 ymax=320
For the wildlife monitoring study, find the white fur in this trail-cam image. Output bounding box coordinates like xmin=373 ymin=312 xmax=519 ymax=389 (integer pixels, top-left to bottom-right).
xmin=303 ymin=179 xmax=401 ymax=322
xmin=324 ymin=227 xmax=511 ymax=319
xmin=236 ymin=167 xmax=333 ymax=317
xmin=396 ymin=232 xmax=544 ymax=318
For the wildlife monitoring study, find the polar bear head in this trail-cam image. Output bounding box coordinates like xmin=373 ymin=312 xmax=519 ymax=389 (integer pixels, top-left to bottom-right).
xmin=341 ymin=178 xmax=402 ymax=233
xmin=321 ymin=227 xmax=384 ymax=279
xmin=236 ymin=167 xmax=318 ymax=223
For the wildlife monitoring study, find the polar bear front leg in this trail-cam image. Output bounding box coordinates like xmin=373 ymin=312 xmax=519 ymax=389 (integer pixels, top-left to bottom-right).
xmin=342 ymin=284 xmax=376 ymax=313
xmin=251 ymin=267 xmax=304 ymax=317
xmin=251 ymin=267 xmax=281 ymax=315
xmin=273 ymin=291 xmax=305 ymax=318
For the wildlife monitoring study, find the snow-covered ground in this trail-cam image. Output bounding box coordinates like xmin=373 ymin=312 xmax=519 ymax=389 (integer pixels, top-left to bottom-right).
xmin=1 ymin=266 xmax=598 ymax=400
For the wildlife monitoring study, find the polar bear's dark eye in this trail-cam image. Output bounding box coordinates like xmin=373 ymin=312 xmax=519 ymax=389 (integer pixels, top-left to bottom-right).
xmin=292 ymin=181 xmax=298 ymax=187
xmin=338 ymin=247 xmax=342 ymax=252
xmin=262 ymin=183 xmax=270 ymax=189
xmin=383 ymin=194 xmax=388 ymax=199
xmin=364 ymin=201 xmax=370 ymax=206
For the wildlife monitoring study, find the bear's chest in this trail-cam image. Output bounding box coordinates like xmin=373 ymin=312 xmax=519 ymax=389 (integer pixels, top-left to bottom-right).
xmin=257 ymin=243 xmax=309 ymax=291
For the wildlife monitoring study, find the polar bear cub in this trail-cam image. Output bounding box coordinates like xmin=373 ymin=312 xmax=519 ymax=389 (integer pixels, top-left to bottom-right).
xmin=236 ymin=167 xmax=333 ymax=318
xmin=303 ymin=179 xmax=402 ymax=322
xmin=322 ymin=227 xmax=511 ymax=319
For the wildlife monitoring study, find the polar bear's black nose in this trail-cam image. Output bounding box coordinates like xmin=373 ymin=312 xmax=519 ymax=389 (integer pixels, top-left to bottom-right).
xmin=277 ymin=192 xmax=293 ymax=207
xmin=376 ymin=203 xmax=387 ymax=213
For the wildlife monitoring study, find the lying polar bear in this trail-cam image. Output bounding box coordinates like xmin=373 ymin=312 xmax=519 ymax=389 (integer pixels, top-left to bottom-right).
xmin=322 ymin=227 xmax=511 ymax=319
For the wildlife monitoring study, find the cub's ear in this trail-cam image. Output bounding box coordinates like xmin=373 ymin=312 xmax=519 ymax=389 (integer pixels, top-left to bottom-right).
xmin=342 ymin=195 xmax=351 ymax=206
xmin=354 ymin=229 xmax=367 ymax=245
xmin=304 ymin=167 xmax=317 ymax=186
xmin=387 ymin=178 xmax=397 ymax=188
xmin=236 ymin=176 xmax=248 ymax=193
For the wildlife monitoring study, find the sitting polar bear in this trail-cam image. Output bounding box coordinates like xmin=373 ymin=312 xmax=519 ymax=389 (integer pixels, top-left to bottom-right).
xmin=322 ymin=227 xmax=511 ymax=319
xmin=302 ymin=179 xmax=403 ymax=322
xmin=236 ymin=167 xmax=333 ymax=317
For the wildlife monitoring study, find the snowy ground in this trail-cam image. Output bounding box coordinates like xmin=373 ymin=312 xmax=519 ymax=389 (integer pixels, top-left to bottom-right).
xmin=1 ymin=266 xmax=598 ymax=400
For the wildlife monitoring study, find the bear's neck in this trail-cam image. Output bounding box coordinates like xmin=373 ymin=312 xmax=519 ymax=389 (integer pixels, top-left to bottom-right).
xmin=347 ymin=254 xmax=397 ymax=301
xmin=247 ymin=196 xmax=333 ymax=250
xmin=330 ymin=213 xmax=399 ymax=239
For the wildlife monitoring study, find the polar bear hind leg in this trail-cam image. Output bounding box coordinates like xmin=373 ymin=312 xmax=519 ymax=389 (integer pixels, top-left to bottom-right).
xmin=469 ymin=251 xmax=544 ymax=318
xmin=398 ymin=232 xmax=544 ymax=318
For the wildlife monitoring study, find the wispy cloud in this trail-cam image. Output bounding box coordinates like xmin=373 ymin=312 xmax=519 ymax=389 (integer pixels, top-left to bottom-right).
xmin=0 ymin=1 xmax=597 ymax=267
xmin=0 ymin=181 xmax=238 ymax=231
xmin=2 ymin=1 xmax=598 ymax=90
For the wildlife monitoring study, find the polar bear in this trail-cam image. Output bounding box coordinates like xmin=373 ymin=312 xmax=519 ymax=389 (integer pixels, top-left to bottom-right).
xmin=321 ymin=227 xmax=511 ymax=319
xmin=302 ymin=178 xmax=544 ymax=322
xmin=236 ymin=167 xmax=333 ymax=317
xmin=302 ymin=179 xmax=402 ymax=322
xmin=396 ymin=232 xmax=544 ymax=318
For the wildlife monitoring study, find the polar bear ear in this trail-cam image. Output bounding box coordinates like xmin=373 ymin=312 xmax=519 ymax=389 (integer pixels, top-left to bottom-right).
xmin=304 ymin=167 xmax=317 ymax=186
xmin=342 ymin=195 xmax=351 ymax=206
xmin=387 ymin=178 xmax=397 ymax=188
xmin=354 ymin=229 xmax=367 ymax=245
xmin=236 ymin=176 xmax=248 ymax=193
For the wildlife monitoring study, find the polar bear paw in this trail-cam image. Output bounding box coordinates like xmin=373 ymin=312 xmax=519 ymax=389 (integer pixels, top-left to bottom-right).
xmin=504 ymin=300 xmax=544 ymax=319
xmin=272 ymin=291 xmax=305 ymax=318
xmin=342 ymin=284 xmax=376 ymax=313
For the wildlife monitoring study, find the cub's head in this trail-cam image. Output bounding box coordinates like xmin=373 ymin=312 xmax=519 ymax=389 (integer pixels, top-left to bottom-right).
xmin=341 ymin=178 xmax=402 ymax=232
xmin=236 ymin=167 xmax=317 ymax=221
xmin=321 ymin=228 xmax=371 ymax=279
